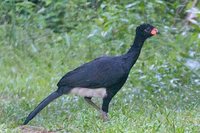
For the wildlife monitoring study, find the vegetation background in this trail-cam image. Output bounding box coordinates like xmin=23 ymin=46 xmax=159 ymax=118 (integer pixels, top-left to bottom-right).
xmin=0 ymin=0 xmax=199 ymax=132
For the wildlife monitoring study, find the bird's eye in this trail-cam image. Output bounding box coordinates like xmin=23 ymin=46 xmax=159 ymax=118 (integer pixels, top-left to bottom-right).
xmin=144 ymin=27 xmax=151 ymax=33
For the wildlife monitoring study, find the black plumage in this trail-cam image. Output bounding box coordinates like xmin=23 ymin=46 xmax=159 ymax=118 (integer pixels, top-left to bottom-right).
xmin=23 ymin=23 xmax=158 ymax=125
xmin=58 ymin=56 xmax=128 ymax=88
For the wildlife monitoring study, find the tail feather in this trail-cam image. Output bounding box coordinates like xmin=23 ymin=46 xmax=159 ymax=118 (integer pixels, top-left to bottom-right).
xmin=23 ymin=91 xmax=62 ymax=125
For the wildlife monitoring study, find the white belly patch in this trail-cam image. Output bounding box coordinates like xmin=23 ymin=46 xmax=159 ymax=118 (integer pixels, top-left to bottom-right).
xmin=70 ymin=87 xmax=107 ymax=98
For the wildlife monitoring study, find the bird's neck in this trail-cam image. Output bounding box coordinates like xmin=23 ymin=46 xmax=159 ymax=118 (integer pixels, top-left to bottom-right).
xmin=123 ymin=35 xmax=146 ymax=69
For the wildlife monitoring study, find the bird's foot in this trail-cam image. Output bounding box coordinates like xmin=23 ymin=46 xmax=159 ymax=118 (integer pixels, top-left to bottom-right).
xmin=101 ymin=111 xmax=109 ymax=122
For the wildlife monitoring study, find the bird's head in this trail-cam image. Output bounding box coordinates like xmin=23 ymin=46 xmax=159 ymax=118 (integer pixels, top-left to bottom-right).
xmin=136 ymin=23 xmax=158 ymax=39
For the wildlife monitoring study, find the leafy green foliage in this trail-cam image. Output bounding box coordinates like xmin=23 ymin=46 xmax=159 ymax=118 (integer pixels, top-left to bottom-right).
xmin=0 ymin=0 xmax=199 ymax=132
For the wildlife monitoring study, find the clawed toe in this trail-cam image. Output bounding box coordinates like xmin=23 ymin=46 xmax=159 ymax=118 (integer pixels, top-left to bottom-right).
xmin=101 ymin=111 xmax=109 ymax=122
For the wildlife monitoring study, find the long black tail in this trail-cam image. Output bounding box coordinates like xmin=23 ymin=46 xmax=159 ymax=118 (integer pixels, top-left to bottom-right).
xmin=23 ymin=91 xmax=62 ymax=125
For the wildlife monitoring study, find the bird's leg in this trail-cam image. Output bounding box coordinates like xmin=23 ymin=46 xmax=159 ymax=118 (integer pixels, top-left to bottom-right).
xmin=84 ymin=97 xmax=109 ymax=121
xmin=101 ymin=96 xmax=112 ymax=121
xmin=84 ymin=97 xmax=101 ymax=111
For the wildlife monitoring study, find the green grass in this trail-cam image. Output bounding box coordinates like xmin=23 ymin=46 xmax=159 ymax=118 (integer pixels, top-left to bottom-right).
xmin=0 ymin=24 xmax=200 ymax=133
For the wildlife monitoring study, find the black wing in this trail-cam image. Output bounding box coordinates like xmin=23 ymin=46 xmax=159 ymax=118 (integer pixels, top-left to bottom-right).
xmin=57 ymin=56 xmax=127 ymax=88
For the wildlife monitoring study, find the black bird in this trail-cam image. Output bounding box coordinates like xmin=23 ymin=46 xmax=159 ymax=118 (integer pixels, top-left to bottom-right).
xmin=23 ymin=23 xmax=158 ymax=125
